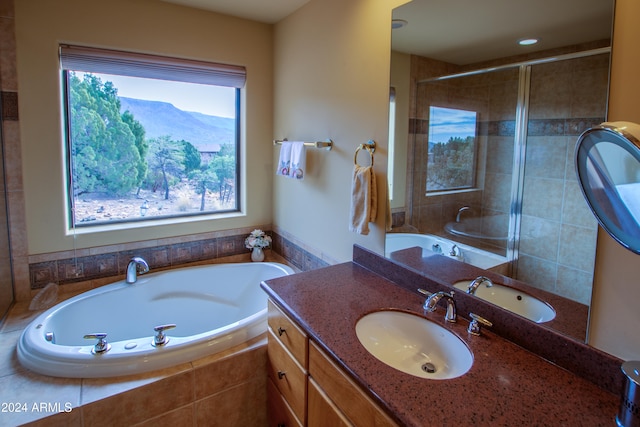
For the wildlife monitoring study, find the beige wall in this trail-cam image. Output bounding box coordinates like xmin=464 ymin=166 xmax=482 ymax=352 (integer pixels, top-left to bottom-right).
xmin=589 ymin=0 xmax=640 ymax=360
xmin=272 ymin=0 xmax=408 ymax=262
xmin=15 ymin=0 xmax=273 ymax=255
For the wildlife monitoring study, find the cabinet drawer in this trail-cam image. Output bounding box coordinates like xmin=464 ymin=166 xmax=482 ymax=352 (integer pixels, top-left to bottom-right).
xmin=309 ymin=341 xmax=398 ymax=427
xmin=268 ymin=300 xmax=308 ymax=368
xmin=268 ymin=329 xmax=307 ymax=423
xmin=308 ymin=377 xmax=353 ymax=427
xmin=267 ymin=378 xmax=303 ymax=427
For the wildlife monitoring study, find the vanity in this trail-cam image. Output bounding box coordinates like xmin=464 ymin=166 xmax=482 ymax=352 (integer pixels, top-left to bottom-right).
xmin=261 ymin=246 xmax=620 ymax=426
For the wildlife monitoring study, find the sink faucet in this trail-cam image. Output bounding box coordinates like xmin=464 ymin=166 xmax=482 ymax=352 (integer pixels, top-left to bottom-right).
xmin=423 ymin=291 xmax=457 ymax=322
xmin=467 ymin=276 xmax=493 ymax=295
xmin=126 ymin=256 xmax=149 ymax=284
xmin=456 ymin=206 xmax=471 ymax=222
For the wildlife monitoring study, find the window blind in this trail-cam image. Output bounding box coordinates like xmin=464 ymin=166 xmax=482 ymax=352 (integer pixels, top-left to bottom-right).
xmin=60 ymin=45 xmax=246 ymax=88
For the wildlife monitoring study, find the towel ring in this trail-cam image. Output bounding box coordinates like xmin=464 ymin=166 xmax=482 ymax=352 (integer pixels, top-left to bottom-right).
xmin=354 ymin=140 xmax=375 ymax=166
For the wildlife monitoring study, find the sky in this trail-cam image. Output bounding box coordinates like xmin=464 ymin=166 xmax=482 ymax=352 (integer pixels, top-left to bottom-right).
xmin=93 ymin=73 xmax=236 ymax=118
xmin=428 ymin=106 xmax=477 ymax=143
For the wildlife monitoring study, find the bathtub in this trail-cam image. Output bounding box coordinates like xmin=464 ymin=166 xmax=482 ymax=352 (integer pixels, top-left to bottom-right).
xmin=385 ymin=233 xmax=508 ymax=271
xmin=17 ymin=262 xmax=294 ymax=378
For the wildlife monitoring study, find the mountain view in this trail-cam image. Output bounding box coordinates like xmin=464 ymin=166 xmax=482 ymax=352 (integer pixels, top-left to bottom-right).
xmin=119 ymin=97 xmax=236 ymax=152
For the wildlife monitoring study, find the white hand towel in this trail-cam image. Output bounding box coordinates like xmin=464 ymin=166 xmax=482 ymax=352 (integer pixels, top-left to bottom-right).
xmin=276 ymin=141 xmax=292 ymax=177
xmin=289 ymin=141 xmax=306 ymax=180
xmin=349 ymin=164 xmax=378 ymax=235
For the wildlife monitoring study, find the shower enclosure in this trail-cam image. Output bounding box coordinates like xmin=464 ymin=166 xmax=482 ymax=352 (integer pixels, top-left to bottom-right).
xmin=409 ymin=49 xmax=610 ymax=305
xmin=0 ymin=114 xmax=13 ymax=322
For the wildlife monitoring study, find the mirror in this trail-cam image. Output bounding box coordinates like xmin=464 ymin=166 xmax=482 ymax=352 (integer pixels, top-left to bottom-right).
xmin=387 ymin=0 xmax=614 ymax=341
xmin=576 ymin=121 xmax=640 ymax=254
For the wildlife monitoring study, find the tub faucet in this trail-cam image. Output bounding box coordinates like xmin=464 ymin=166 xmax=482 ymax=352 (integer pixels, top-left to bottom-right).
xmin=423 ymin=291 xmax=457 ymax=322
xmin=467 ymin=276 xmax=493 ymax=295
xmin=449 ymin=244 xmax=463 ymax=259
xmin=126 ymin=256 xmax=149 ymax=284
xmin=456 ymin=206 xmax=471 ymax=222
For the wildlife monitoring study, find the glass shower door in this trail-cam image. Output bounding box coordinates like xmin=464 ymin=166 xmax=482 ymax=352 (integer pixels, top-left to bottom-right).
xmin=514 ymin=53 xmax=609 ymax=304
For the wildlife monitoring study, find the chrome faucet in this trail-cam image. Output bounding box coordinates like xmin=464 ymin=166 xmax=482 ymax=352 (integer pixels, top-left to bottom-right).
xmin=126 ymin=256 xmax=149 ymax=284
xmin=449 ymin=244 xmax=462 ymax=259
xmin=456 ymin=206 xmax=471 ymax=222
xmin=423 ymin=291 xmax=457 ymax=322
xmin=467 ymin=276 xmax=493 ymax=295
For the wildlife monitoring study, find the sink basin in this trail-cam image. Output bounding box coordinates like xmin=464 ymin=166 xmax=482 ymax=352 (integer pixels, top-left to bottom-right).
xmin=453 ymin=281 xmax=556 ymax=323
xmin=355 ymin=310 xmax=473 ymax=380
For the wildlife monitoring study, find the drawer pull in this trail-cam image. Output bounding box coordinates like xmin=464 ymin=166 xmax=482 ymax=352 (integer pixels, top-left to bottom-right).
xmin=277 ymin=326 xmax=286 ymax=336
xmin=277 ymin=370 xmax=286 ymax=380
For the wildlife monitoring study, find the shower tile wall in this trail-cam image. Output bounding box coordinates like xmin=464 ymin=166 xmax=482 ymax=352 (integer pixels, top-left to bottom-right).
xmin=0 ymin=0 xmax=18 ymax=319
xmin=518 ymin=54 xmax=608 ymax=304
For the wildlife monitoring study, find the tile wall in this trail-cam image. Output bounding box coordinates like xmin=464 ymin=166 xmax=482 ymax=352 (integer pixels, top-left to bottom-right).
xmin=0 ymin=0 xmax=20 ymax=317
xmin=26 ymin=227 xmax=330 ymax=295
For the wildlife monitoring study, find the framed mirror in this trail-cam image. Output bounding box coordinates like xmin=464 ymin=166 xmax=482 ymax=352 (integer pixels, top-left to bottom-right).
xmin=387 ymin=0 xmax=614 ymax=341
xmin=576 ymin=121 xmax=640 ymax=254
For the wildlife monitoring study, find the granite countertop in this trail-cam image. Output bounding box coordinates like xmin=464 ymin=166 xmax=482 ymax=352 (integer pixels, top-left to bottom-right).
xmin=261 ymin=262 xmax=619 ymax=427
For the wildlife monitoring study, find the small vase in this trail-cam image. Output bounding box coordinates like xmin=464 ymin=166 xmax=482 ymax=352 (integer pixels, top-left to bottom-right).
xmin=251 ymin=247 xmax=265 ymax=262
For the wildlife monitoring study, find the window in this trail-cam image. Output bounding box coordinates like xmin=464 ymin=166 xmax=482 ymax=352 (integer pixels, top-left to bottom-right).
xmin=60 ymin=45 xmax=244 ymax=227
xmin=426 ymin=106 xmax=478 ymax=192
xmin=388 ymin=87 xmax=396 ymax=201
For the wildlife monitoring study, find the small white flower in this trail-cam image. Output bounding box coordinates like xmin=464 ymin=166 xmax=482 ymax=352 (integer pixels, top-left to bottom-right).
xmin=245 ymin=229 xmax=272 ymax=249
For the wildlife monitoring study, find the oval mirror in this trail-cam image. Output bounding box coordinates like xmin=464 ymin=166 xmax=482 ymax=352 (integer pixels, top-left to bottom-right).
xmin=575 ymin=121 xmax=640 ymax=254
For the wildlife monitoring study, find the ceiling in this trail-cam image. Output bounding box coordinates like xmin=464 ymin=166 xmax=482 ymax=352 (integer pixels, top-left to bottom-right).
xmin=161 ymin=0 xmax=614 ymax=65
xmin=391 ymin=0 xmax=614 ymax=65
xmin=160 ymin=0 xmax=310 ymax=24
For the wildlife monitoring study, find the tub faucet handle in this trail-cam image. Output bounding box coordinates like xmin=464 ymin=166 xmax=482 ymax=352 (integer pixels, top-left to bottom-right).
xmin=84 ymin=333 xmax=111 ymax=354
xmin=153 ymin=323 xmax=176 ymax=346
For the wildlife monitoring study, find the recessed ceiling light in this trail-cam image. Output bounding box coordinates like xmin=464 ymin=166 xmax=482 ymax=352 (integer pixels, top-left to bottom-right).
xmin=518 ymin=38 xmax=539 ymax=46
xmin=392 ymin=19 xmax=408 ymax=30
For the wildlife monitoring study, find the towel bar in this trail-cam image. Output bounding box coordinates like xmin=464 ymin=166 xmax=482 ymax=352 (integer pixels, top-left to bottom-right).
xmin=273 ymin=139 xmax=333 ymax=151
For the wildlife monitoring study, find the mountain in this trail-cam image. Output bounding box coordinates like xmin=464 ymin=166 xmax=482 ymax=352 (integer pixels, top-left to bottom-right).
xmin=118 ymin=97 xmax=235 ymax=151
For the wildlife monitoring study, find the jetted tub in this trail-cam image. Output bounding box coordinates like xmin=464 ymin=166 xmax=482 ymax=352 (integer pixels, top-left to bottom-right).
xmin=17 ymin=262 xmax=294 ymax=378
xmin=386 ymin=233 xmax=508 ymax=272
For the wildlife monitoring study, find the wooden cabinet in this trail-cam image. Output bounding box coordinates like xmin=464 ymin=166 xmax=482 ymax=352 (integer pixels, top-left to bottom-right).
xmin=308 ymin=377 xmax=352 ymax=427
xmin=308 ymin=341 xmax=398 ymax=427
xmin=267 ymin=300 xmax=308 ymax=427
xmin=267 ymin=299 xmax=397 ymax=427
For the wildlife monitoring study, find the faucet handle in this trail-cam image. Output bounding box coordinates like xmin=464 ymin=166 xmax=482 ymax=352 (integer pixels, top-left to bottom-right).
xmin=468 ymin=313 xmax=492 ymax=336
xmin=153 ymin=323 xmax=176 ymax=346
xmin=84 ymin=333 xmax=111 ymax=354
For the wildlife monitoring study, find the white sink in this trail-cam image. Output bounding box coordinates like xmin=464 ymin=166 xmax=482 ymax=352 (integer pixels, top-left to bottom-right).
xmin=453 ymin=281 xmax=556 ymax=323
xmin=355 ymin=310 xmax=473 ymax=380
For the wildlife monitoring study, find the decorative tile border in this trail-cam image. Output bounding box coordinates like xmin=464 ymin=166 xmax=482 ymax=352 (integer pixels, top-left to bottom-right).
xmin=28 ymin=230 xmax=329 ymax=289
xmin=409 ymin=117 xmax=604 ymax=138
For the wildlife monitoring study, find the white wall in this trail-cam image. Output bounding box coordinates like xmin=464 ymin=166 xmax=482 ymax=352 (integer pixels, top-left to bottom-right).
xmin=588 ymin=0 xmax=640 ymax=360
xmin=15 ymin=0 xmax=274 ymax=254
xmin=272 ymin=0 xmax=409 ymax=262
